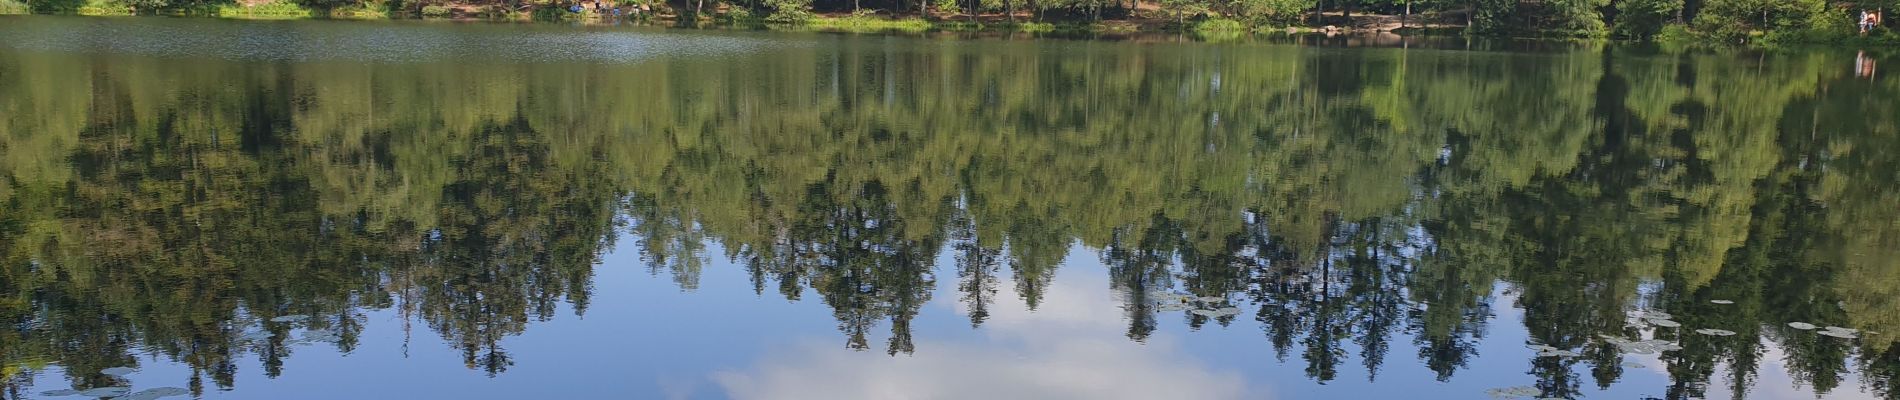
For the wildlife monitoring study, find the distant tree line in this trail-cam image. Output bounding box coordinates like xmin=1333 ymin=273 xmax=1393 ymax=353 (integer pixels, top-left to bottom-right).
xmin=8 ymin=0 xmax=1896 ymax=41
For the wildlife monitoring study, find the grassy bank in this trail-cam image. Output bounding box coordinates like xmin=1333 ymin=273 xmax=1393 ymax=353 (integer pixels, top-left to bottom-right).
xmin=802 ymin=14 xmax=932 ymax=32
xmin=213 ymin=0 xmax=312 ymax=19
xmin=716 ymin=11 xmax=1090 ymax=34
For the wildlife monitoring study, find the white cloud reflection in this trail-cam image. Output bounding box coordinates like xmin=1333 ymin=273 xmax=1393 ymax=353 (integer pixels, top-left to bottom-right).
xmin=712 ymin=252 xmax=1257 ymax=400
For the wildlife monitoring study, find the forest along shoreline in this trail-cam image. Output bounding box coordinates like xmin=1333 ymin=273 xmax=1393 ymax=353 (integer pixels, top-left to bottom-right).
xmin=2 ymin=0 xmax=1897 ymax=45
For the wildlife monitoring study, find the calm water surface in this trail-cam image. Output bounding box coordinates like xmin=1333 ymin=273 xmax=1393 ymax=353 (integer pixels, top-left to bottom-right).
xmin=2 ymin=15 xmax=1899 ymax=400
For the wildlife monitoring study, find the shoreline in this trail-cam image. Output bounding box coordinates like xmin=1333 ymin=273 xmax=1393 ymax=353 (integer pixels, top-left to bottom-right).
xmin=4 ymin=3 xmax=1897 ymax=46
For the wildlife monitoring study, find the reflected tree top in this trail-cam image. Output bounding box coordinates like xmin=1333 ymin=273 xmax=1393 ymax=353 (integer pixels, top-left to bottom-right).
xmin=2 ymin=19 xmax=1900 ymax=400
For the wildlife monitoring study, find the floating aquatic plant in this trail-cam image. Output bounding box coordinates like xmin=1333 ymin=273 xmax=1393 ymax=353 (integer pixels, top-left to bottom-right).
xmin=124 ymin=387 xmax=190 ymax=400
xmin=1536 ymin=349 xmax=1579 ymax=357
xmin=1694 ymin=328 xmax=1737 ymax=336
xmin=100 ymin=367 xmax=137 ymax=377
xmin=1825 ymin=326 xmax=1858 ymax=334
xmin=1788 ymin=322 xmax=1818 ymax=330
xmin=1635 ymin=311 xmax=1673 ymax=320
xmin=270 ymin=315 xmax=311 ymax=323
xmin=1615 ymin=343 xmax=1656 ymax=354
xmin=1485 ymin=386 xmax=1541 ymax=399
xmin=1710 ymin=300 xmax=1734 ymax=305
xmin=39 ymin=389 xmax=81 ymax=396
xmin=1646 ymin=318 xmax=1681 ymax=328
xmin=1817 ymin=329 xmax=1859 ymax=339
xmin=1621 ymin=362 xmax=1645 ymax=369
xmin=1610 ymin=339 xmax=1676 ymax=354
xmin=79 ymin=387 xmax=131 ymax=397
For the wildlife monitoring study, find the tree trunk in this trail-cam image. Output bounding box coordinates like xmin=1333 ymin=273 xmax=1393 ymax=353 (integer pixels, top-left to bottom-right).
xmin=1402 ymin=0 xmax=1409 ymax=28
xmin=1343 ymin=0 xmax=1351 ymax=28
xmin=1004 ymin=0 xmax=1013 ymax=22
xmin=1467 ymin=0 xmax=1474 ymax=27
xmin=1313 ymin=0 xmax=1323 ymax=26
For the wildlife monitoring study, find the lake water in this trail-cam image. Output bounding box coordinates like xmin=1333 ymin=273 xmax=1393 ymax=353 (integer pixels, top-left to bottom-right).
xmin=2 ymin=15 xmax=1898 ymax=400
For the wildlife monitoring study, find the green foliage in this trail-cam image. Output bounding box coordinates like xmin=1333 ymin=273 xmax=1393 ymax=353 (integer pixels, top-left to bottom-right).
xmin=24 ymin=0 xmax=77 ymax=13
xmin=1652 ymin=21 xmax=1694 ymax=43
xmin=0 ymin=0 xmax=28 ymax=13
xmin=326 ymin=1 xmax=390 ymax=18
xmin=1192 ymin=16 xmax=1243 ymax=31
xmin=419 ymin=3 xmax=446 ymax=16
xmin=218 ymin=0 xmax=313 ymax=18
xmin=529 ymin=4 xmax=578 ymax=20
xmin=75 ymin=0 xmax=132 ymax=14
xmin=1613 ymin=0 xmax=1681 ymax=38
xmin=763 ymin=0 xmax=812 ymax=22
xmin=1156 ymin=0 xmax=1205 ymax=24
xmin=804 ymin=15 xmax=932 ymax=31
xmin=106 ymin=0 xmax=164 ymax=12
xmin=1226 ymin=0 xmax=1304 ymax=26
xmin=1471 ymin=0 xmax=1607 ymax=34
xmin=1692 ymin=0 xmax=1831 ymax=41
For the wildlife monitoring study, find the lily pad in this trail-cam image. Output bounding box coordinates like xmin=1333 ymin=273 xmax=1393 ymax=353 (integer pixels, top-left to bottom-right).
xmin=1213 ymin=307 xmax=1242 ymax=316
xmin=269 ymin=315 xmax=310 ymax=323
xmin=1646 ymin=318 xmax=1681 ymax=328
xmin=1615 ymin=342 xmax=1658 ymax=355
xmin=1485 ymin=386 xmax=1542 ymax=399
xmin=79 ymin=387 xmax=131 ymax=397
xmin=1825 ymin=326 xmax=1859 ymax=334
xmin=1817 ymin=330 xmax=1860 ymax=339
xmin=1694 ymin=328 xmax=1737 ymax=336
xmin=1788 ymin=322 xmax=1818 ymax=330
xmin=99 ymin=367 xmax=137 ymax=377
xmin=1196 ymin=296 xmax=1223 ymax=303
xmin=1621 ymin=361 xmax=1646 ymax=369
xmin=40 ymin=389 xmax=82 ymax=396
xmin=1710 ymin=299 xmax=1735 ymax=305
xmin=1189 ymin=309 xmax=1218 ymax=317
xmin=301 ymin=330 xmax=343 ymax=342
xmin=1637 ymin=311 xmax=1674 ymax=320
xmin=1537 ymin=349 xmax=1579 ymax=357
xmin=123 ymin=387 xmax=190 ymax=400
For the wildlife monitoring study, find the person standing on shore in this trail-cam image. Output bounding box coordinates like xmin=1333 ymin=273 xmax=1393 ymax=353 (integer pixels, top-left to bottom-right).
xmin=1862 ymin=10 xmax=1880 ymax=35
